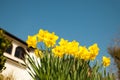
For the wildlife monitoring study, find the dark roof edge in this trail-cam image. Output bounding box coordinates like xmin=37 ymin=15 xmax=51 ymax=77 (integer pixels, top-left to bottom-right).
xmin=0 ymin=27 xmax=27 ymax=45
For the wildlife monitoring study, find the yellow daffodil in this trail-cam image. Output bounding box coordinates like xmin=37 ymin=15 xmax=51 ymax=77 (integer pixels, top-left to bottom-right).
xmin=52 ymin=46 xmax=64 ymax=58
xmin=37 ymin=29 xmax=59 ymax=47
xmin=44 ymin=32 xmax=59 ymax=47
xmin=37 ymin=29 xmax=49 ymax=42
xmin=26 ymin=35 xmax=37 ymax=48
xmin=64 ymin=40 xmax=79 ymax=56
xmin=88 ymin=43 xmax=100 ymax=60
xmin=69 ymin=40 xmax=79 ymax=56
xmin=102 ymin=56 xmax=110 ymax=67
xmin=78 ymin=46 xmax=90 ymax=61
xmin=59 ymin=38 xmax=68 ymax=46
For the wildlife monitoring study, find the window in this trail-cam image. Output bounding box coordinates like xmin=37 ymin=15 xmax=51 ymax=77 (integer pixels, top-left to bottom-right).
xmin=15 ymin=46 xmax=26 ymax=59
xmin=5 ymin=44 xmax=13 ymax=54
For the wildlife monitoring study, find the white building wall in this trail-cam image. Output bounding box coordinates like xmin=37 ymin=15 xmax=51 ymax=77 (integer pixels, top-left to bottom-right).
xmin=2 ymin=61 xmax=31 ymax=80
xmin=2 ymin=40 xmax=32 ymax=80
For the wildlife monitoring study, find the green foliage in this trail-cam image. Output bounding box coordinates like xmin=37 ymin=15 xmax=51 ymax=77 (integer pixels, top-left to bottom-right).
xmin=25 ymin=48 xmax=115 ymax=80
xmin=0 ymin=30 xmax=11 ymax=72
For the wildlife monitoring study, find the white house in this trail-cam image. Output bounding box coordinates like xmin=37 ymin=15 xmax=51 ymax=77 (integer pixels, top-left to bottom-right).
xmin=0 ymin=28 xmax=32 ymax=80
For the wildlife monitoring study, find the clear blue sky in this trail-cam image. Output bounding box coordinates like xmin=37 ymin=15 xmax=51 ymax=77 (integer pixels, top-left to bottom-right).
xmin=0 ymin=0 xmax=120 ymax=62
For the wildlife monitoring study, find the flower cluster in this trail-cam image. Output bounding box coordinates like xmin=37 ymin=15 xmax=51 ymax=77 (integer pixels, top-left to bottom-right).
xmin=52 ymin=38 xmax=99 ymax=61
xmin=25 ymin=29 xmax=115 ymax=80
xmin=26 ymin=29 xmax=110 ymax=67
xmin=37 ymin=29 xmax=59 ymax=47
xmin=26 ymin=29 xmax=59 ymax=48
